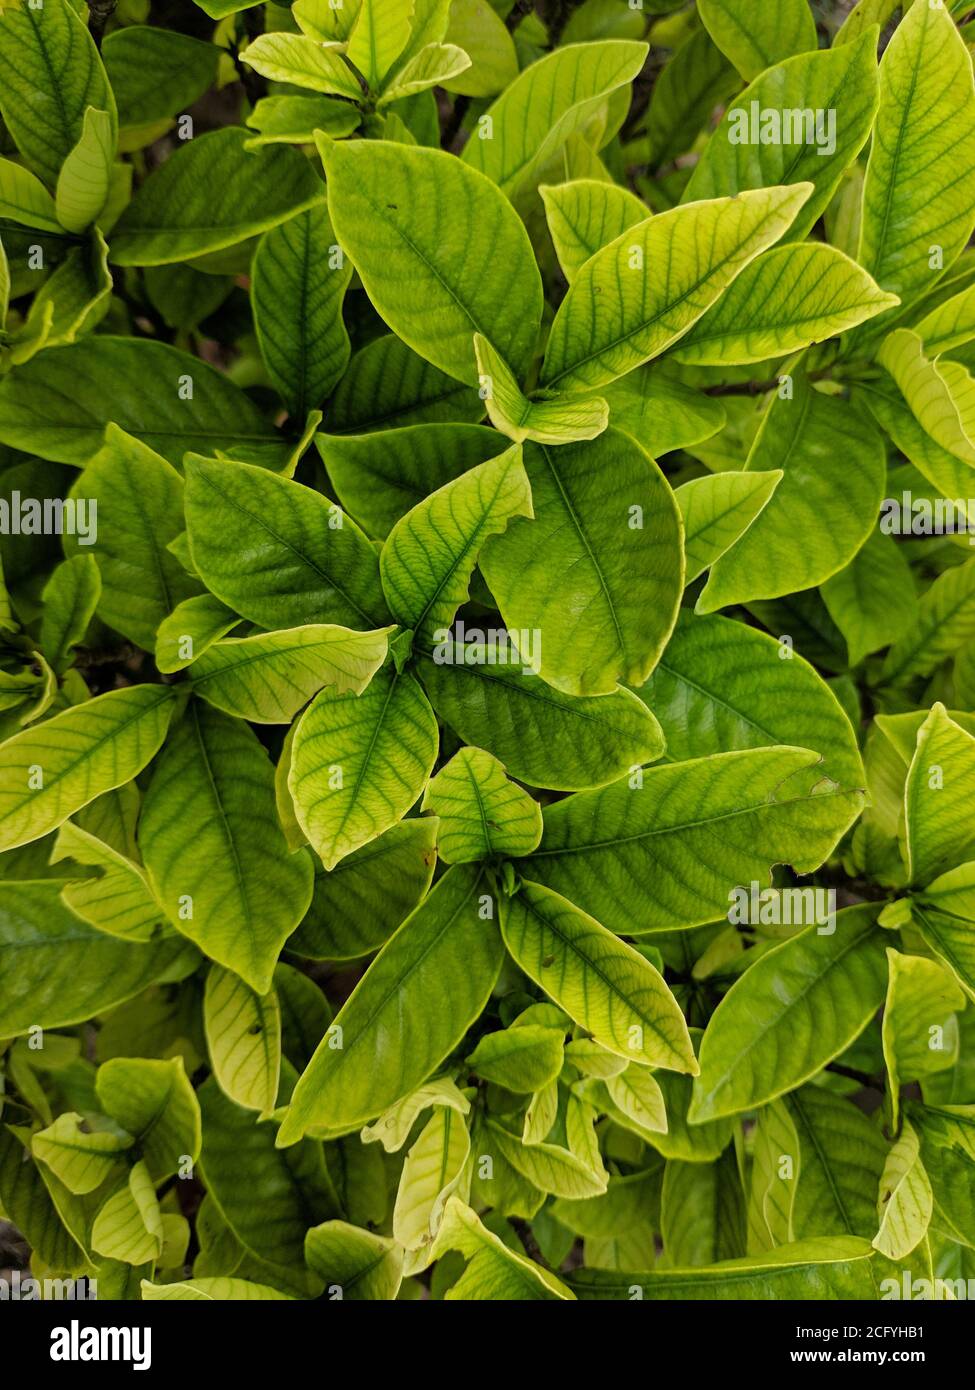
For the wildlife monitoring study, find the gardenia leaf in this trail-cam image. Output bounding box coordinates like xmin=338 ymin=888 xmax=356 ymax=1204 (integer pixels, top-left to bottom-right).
xmin=319 ymin=137 xmax=544 ymax=386
xmin=155 ymin=594 xmax=239 ymax=675
xmin=0 ymin=684 xmax=178 ymax=853
xmin=501 ymin=880 xmax=697 ymax=1074
xmin=540 ymin=184 xmax=811 ymax=392
xmin=288 ymin=665 xmax=439 ymax=870
xmin=239 ymin=33 xmax=363 ymax=101
xmin=466 ymin=1025 xmax=564 ymax=1092
xmin=522 ymin=746 xmax=863 ymax=937
xmin=204 ymin=965 xmax=282 ymax=1116
xmin=481 ymin=430 xmax=683 ymax=695
xmin=873 ymin=1124 xmax=932 ymax=1262
xmin=904 ymin=704 xmax=975 ymax=888
xmin=421 ymin=746 xmax=542 ymax=863
xmin=473 ymin=334 xmax=608 ymax=445
xmin=304 ymin=1220 xmax=403 ymax=1301
xmin=877 ymin=329 xmax=975 ymax=466
xmin=881 ymin=557 xmax=975 ymax=687
xmin=0 ymin=156 xmax=61 ymax=232
xmin=600 ymin=366 xmax=726 ymax=456
xmin=95 ymin=1056 xmax=201 ymax=1182
xmin=139 ymin=700 xmax=314 ymax=994
xmin=32 ymin=1113 xmax=131 ymax=1196
xmin=360 ymin=1076 xmax=471 ymax=1154
xmin=111 ymin=128 xmax=323 ymax=266
xmin=91 ymin=1161 xmax=163 ymax=1264
xmin=393 ymin=1103 xmax=470 ymax=1252
xmin=540 ymin=178 xmax=647 ymax=285
xmin=672 ymin=244 xmax=898 ymax=365
xmin=278 ymin=864 xmax=503 ymax=1142
xmin=690 ymin=905 xmax=889 ymax=1123
xmin=882 ymin=948 xmax=963 ymax=1129
xmin=326 ymin=333 xmax=484 ymax=433
xmin=50 ymin=820 xmax=166 ymax=943
xmin=346 ymin=0 xmax=414 ymax=90
xmin=820 ymin=533 xmax=918 ymax=669
xmin=379 ymin=444 xmax=532 ymax=646
xmin=39 ymin=554 xmax=101 ymax=677
xmin=676 ymin=470 xmax=782 ymax=583
xmin=786 ymin=1085 xmax=889 ymax=1244
xmin=379 ymin=43 xmax=473 ymax=107
xmin=698 ymin=0 xmax=816 ymax=81
xmin=55 ymin=106 xmax=114 ymax=234
xmin=183 ymin=454 xmax=388 ymax=632
xmin=141 ymin=1277 xmax=292 ymax=1301
xmin=188 ymin=624 xmax=391 ymax=724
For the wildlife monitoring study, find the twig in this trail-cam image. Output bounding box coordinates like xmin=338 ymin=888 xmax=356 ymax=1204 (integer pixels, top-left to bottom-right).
xmin=87 ymin=0 xmax=116 ymax=51
xmin=509 ymin=1216 xmax=551 ymax=1269
xmin=825 ymin=1062 xmax=882 ymax=1089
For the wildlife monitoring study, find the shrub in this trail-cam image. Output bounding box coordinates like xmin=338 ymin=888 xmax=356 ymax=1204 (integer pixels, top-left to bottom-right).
xmin=0 ymin=0 xmax=974 ymax=1305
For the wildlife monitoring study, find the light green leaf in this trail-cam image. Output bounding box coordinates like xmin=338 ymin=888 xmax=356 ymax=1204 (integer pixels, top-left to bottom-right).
xmin=698 ymin=0 xmax=816 ymax=81
xmin=103 ymin=26 xmax=219 ymax=135
xmin=787 ymin=1085 xmax=889 ymax=1243
xmin=393 ymin=1103 xmax=470 ymax=1252
xmin=204 ymin=965 xmax=282 ymax=1116
xmin=663 ymin=1150 xmax=746 ymax=1267
xmin=360 ymin=1075 xmax=471 ymax=1153
xmin=600 ymin=366 xmax=726 ymax=456
xmin=319 ymin=137 xmax=543 ymax=385
xmin=0 ymin=684 xmax=177 ymax=853
xmin=0 ymin=338 xmax=282 ymax=467
xmin=643 ymin=609 xmax=865 ymax=791
xmin=673 ymin=244 xmax=898 ymax=365
xmin=278 ymin=864 xmax=503 ymax=1142
xmin=698 ymin=374 xmax=886 ymax=611
xmin=881 ymin=558 xmax=975 ymax=687
xmin=905 ymin=704 xmax=975 ymax=888
xmin=858 ymin=0 xmax=975 ymax=315
xmin=0 ymin=0 xmax=117 ymax=187
xmin=188 ymin=625 xmax=391 ymax=724
xmin=421 ymin=745 xmax=542 ymax=863
xmin=540 ymin=178 xmax=647 ymax=285
xmin=32 ymin=1113 xmax=132 ymax=1196
xmin=523 ymin=746 xmax=863 ymax=938
xmin=141 ymin=1277 xmax=292 ymax=1301
xmin=239 ymin=32 xmax=363 ymax=100
xmin=50 ymin=820 xmax=166 ymax=943
xmin=289 ymin=665 xmax=438 ymax=871
xmin=882 ymin=949 xmax=963 ymax=1130
xmin=294 ymin=0 xmax=363 ymax=42
xmin=111 ymin=128 xmax=323 ymax=265
xmin=877 ymin=329 xmax=975 ymax=466
xmin=915 ymin=282 xmax=975 ymax=356
xmin=606 ymin=1065 xmax=668 ymax=1136
xmin=290 ymin=817 xmax=437 ymax=960
xmin=379 ymin=42 xmax=472 ymax=107
xmin=0 ymin=881 xmax=194 ymax=1036
xmin=821 ymin=533 xmax=918 ymax=668
xmin=467 ymin=1025 xmax=564 ymax=1092
xmin=541 ymin=185 xmax=810 ymax=392
xmin=55 ymin=106 xmax=114 ymax=234
xmin=683 ymin=34 xmax=879 ymax=242
xmin=473 ymin=334 xmax=608 ymax=445
xmin=326 ymin=332 xmax=484 ymax=433
xmin=690 ymin=905 xmax=889 ymax=1123
xmin=462 ymin=40 xmax=647 ymax=206
xmin=873 ymin=1124 xmax=932 ymax=1262
xmin=39 ymin=554 xmax=101 ymax=676
xmin=183 ymin=454 xmax=388 ymax=632
xmin=441 ymin=0 xmax=516 ymax=98
xmin=0 ymin=156 xmax=61 ymax=232
xmin=481 ymin=430 xmax=683 ymax=695
xmin=305 ymin=1220 xmax=403 ymax=1299
xmin=380 ymin=444 xmax=532 ymax=646
xmin=501 ymin=880 xmax=697 ymax=1073
xmin=155 ymin=595 xmax=239 ymax=675
xmin=347 ymin=0 xmax=414 ymax=89
xmin=912 ymin=866 xmax=975 ymax=1004
xmin=66 ymin=426 xmax=202 ymax=650
xmin=252 ymin=203 xmax=353 ymax=421
xmin=676 ymin=470 xmax=781 ymax=583
xmin=244 ymin=93 xmax=360 ymax=148
xmin=485 ymin=1118 xmax=607 ymax=1201
xmin=92 ymin=1161 xmax=163 ymax=1265
xmin=96 ymin=1056 xmax=201 ymax=1182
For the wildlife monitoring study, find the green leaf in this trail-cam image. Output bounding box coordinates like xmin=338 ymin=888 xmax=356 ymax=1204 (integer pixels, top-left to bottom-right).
xmin=786 ymin=1085 xmax=888 ymax=1242
xmin=289 ymin=665 xmax=438 ymax=870
xmin=0 ymin=881 xmax=194 ymax=1036
xmin=605 ymin=1065 xmax=668 ymax=1137
xmin=540 ymin=178 xmax=647 ymax=286
xmin=360 ymin=1075 xmax=471 ymax=1153
xmin=91 ymin=1161 xmax=163 ymax=1265
xmin=858 ymin=0 xmax=975 ymax=316
xmin=912 ymin=865 xmax=975 ymax=1003
xmin=501 ymin=880 xmax=697 ymax=1073
xmin=0 ymin=338 xmax=282 ymax=467
xmin=319 ymin=423 xmax=506 ymax=539
xmin=882 ymin=949 xmax=963 ymax=1129
xmin=183 ymin=454 xmax=388 ymax=632
xmin=0 ymin=156 xmax=61 ymax=232
xmin=96 ymin=1056 xmax=201 ymax=1182
xmin=467 ymin=1025 xmax=564 ymax=1091
xmin=289 ymin=818 xmax=437 ymax=960
xmin=188 ymin=624 xmax=391 ymax=724
xmin=155 ymin=594 xmax=239 ymax=675
xmin=873 ymin=1123 xmax=932 ymax=1262
xmin=241 ymin=32 xmax=364 ymax=100
xmin=380 ymin=443 xmax=532 ymax=646
xmin=690 ymin=905 xmax=889 ymax=1123
xmin=66 ymin=426 xmax=202 ymax=650
xmin=698 ymin=375 xmax=886 ymax=611
xmin=319 ymin=137 xmax=544 ymax=386
xmin=252 ymin=203 xmax=353 ymax=421
xmin=540 ymin=184 xmax=810 ymax=392
xmin=0 ymin=1127 xmax=87 ymax=1273
xmin=421 ymin=746 xmax=542 ymax=863
xmin=462 ymin=40 xmax=647 ymax=206
xmin=141 ymin=1277 xmax=292 ymax=1301
xmin=50 ymin=820 xmax=166 ymax=943
xmin=244 ymin=94 xmax=361 ymax=148
xmin=483 ymin=1116 xmax=606 ymax=1200
xmin=111 ymin=128 xmax=323 ymax=266
xmin=683 ymin=34 xmax=879 ymax=242
xmin=600 ymin=366 xmax=726 ymax=456
xmin=877 ymin=329 xmax=975 ymax=466
xmin=0 ymin=0 xmax=117 ymax=187
xmin=103 ymin=26 xmax=219 ymax=133
xmin=698 ymin=0 xmax=816 ymax=81
xmin=441 ymin=0 xmax=516 ymax=97
xmin=473 ymin=334 xmax=608 ymax=445
xmin=567 ymin=1236 xmax=877 ymax=1299
xmin=481 ymin=430 xmax=682 ymax=695
xmin=204 ymin=965 xmax=282 ymax=1116
xmin=904 ymin=704 xmax=975 ymax=887
xmin=881 ymin=558 xmax=975 ymax=687
xmin=672 ymin=244 xmax=898 ymax=365
xmin=676 ymin=470 xmax=781 ymax=584
xmin=55 ymin=106 xmax=114 ymax=234
xmin=39 ymin=554 xmax=101 ymax=676
xmin=380 ymin=43 xmax=472 ymax=107
xmin=433 ymin=1197 xmax=575 ymax=1298
xmin=326 ymin=333 xmax=484 ymax=433
xmin=347 ymin=0 xmax=414 ymax=89
xmin=821 ymin=533 xmax=918 ymax=669
xmin=522 ymin=746 xmax=863 ymax=937
xmin=140 ymin=701 xmax=313 ymax=994
xmin=643 ymin=609 xmax=865 ymax=792
xmin=393 ymin=1103 xmax=470 ymax=1251
xmin=0 ymin=683 xmax=178 ymax=853
xmin=32 ymin=1112 xmax=132 ymax=1196
xmin=278 ymin=864 xmax=503 ymax=1142
xmin=304 ymin=1220 xmax=404 ymax=1300
xmin=662 ymin=1150 xmax=745 ymax=1267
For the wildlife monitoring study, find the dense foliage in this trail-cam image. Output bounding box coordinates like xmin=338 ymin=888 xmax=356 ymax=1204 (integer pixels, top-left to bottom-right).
xmin=1 ymin=0 xmax=975 ymax=1304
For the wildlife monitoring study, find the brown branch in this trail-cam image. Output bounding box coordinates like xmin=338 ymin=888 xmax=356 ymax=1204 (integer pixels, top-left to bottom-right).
xmin=509 ymin=1216 xmax=551 ymax=1269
